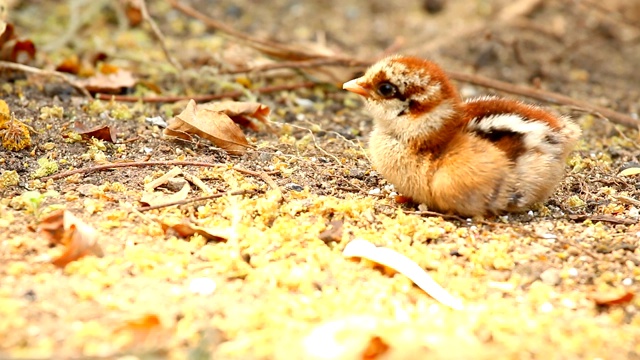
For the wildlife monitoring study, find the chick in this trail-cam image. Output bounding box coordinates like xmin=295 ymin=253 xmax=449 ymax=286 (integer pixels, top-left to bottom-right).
xmin=343 ymin=55 xmax=580 ymax=217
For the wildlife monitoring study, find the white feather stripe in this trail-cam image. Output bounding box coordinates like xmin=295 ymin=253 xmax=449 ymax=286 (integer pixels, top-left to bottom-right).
xmin=468 ymin=113 xmax=556 ymax=152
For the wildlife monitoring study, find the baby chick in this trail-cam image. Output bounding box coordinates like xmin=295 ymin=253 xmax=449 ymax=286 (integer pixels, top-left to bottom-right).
xmin=343 ymin=55 xmax=581 ymax=217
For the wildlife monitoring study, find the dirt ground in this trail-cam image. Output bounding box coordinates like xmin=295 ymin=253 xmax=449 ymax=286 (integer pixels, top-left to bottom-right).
xmin=2 ymin=0 xmax=640 ymax=359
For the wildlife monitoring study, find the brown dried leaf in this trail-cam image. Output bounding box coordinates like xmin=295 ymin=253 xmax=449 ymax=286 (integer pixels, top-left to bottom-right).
xmin=0 ymin=23 xmax=36 ymax=64
xmin=318 ymin=220 xmax=344 ymax=244
xmin=163 ymin=99 xmax=251 ymax=155
xmin=200 ymin=101 xmax=271 ymax=131
xmin=590 ymin=290 xmax=634 ymax=306
xmin=38 ymin=210 xmax=104 ymax=267
xmin=162 ymin=220 xmax=228 ymax=242
xmin=362 ymin=336 xmax=390 ymax=360
xmin=140 ymin=182 xmax=190 ymax=207
xmin=74 ymin=121 xmax=118 ymax=143
xmin=122 ymin=0 xmax=143 ymax=27
xmin=56 ymin=55 xmax=81 ymax=75
xmin=79 ymin=69 xmax=136 ymax=94
xmin=113 ymin=313 xmax=165 ymax=349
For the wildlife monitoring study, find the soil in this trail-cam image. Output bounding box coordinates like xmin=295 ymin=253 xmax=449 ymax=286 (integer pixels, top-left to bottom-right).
xmin=1 ymin=0 xmax=640 ymax=359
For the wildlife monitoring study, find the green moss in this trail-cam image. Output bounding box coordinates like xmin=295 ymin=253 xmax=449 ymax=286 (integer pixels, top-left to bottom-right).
xmin=32 ymin=157 xmax=59 ymax=179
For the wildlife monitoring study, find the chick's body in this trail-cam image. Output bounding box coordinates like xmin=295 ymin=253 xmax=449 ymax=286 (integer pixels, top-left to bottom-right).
xmin=344 ymin=56 xmax=581 ymax=217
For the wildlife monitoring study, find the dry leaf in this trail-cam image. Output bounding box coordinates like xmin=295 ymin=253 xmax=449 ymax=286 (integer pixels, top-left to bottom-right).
xmin=0 ymin=23 xmax=36 ymax=64
xmin=74 ymin=121 xmax=118 ymax=143
xmin=590 ymin=290 xmax=634 ymax=306
xmin=144 ymin=166 xmax=183 ymax=191
xmin=362 ymin=336 xmax=390 ymax=360
xmin=182 ymin=171 xmax=213 ymax=194
xmin=38 ymin=210 xmax=104 ymax=267
xmin=568 ymin=214 xmax=637 ymax=225
xmin=200 ymin=101 xmax=271 ymax=131
xmin=318 ymin=220 xmax=344 ymax=244
xmin=79 ymin=69 xmax=136 ymax=94
xmin=162 ymin=220 xmax=229 ymax=242
xmin=343 ymin=239 xmax=464 ymax=310
xmin=140 ymin=182 xmax=190 ymax=207
xmin=121 ymin=0 xmax=143 ymax=27
xmin=163 ymin=99 xmax=251 ymax=155
xmin=619 ymin=167 xmax=640 ymax=177
xmin=113 ymin=313 xmax=164 ymax=349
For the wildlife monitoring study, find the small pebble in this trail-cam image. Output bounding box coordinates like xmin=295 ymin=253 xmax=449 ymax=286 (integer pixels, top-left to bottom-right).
xmin=285 ymin=183 xmax=304 ymax=192
xmin=294 ymin=98 xmax=314 ymax=108
xmin=422 ymin=0 xmax=445 ymax=14
xmin=540 ymin=268 xmax=561 ymax=286
xmin=188 ymin=278 xmax=216 ymax=296
xmin=539 ymin=302 xmax=554 ymax=313
xmin=623 ymin=278 xmax=633 ymax=286
xmin=166 ymin=178 xmax=187 ymax=192
xmin=145 ymin=116 xmax=167 ymax=128
xmin=383 ymin=184 xmax=395 ymax=193
xmin=561 ymin=298 xmax=577 ymax=309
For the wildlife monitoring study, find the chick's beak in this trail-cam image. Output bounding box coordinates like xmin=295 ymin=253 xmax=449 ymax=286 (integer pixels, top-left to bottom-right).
xmin=343 ymin=78 xmax=370 ymax=97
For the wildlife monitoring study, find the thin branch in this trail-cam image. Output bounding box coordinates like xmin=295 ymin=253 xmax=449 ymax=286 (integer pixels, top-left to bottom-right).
xmin=95 ymin=82 xmax=317 ymax=103
xmin=40 ymin=160 xmax=228 ymax=181
xmin=446 ymin=70 xmax=640 ymax=129
xmin=0 ymin=61 xmax=90 ymax=97
xmin=232 ymin=166 xmax=282 ymax=202
xmin=168 ymin=0 xmax=363 ymax=63
xmin=222 ymin=58 xmax=367 ymax=75
xmin=139 ymin=0 xmax=182 ymax=72
xmin=137 ymin=189 xmax=256 ymax=212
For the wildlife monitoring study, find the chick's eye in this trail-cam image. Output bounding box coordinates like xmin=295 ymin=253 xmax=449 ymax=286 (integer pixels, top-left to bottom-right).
xmin=376 ymin=82 xmax=398 ymax=98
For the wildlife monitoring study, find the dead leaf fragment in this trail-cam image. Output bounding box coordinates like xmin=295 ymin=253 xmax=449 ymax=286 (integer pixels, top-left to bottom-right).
xmin=362 ymin=336 xmax=390 ymax=360
xmin=618 ymin=167 xmax=640 ymax=177
xmin=144 ymin=166 xmax=183 ymax=191
xmin=113 ymin=313 xmax=165 ymax=349
xmin=163 ymin=99 xmax=252 ymax=155
xmin=0 ymin=23 xmax=36 ymax=64
xmin=200 ymin=101 xmax=271 ymax=131
xmin=161 ymin=220 xmax=229 ymax=242
xmin=38 ymin=210 xmax=104 ymax=267
xmin=74 ymin=121 xmax=118 ymax=143
xmin=590 ymin=290 xmax=634 ymax=306
xmin=568 ymin=214 xmax=637 ymax=225
xmin=140 ymin=182 xmax=191 ymax=207
xmin=318 ymin=220 xmax=344 ymax=243
xmin=78 ymin=69 xmax=136 ymax=94
xmin=343 ymin=239 xmax=463 ymax=310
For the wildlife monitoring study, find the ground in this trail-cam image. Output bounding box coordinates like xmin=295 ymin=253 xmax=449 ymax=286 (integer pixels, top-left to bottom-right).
xmin=1 ymin=0 xmax=640 ymax=359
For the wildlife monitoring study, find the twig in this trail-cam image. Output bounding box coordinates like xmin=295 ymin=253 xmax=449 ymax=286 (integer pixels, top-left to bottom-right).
xmin=232 ymin=166 xmax=282 ymax=201
xmin=222 ymin=58 xmax=368 ymax=75
xmin=168 ymin=0 xmax=362 ymax=63
xmin=0 ymin=61 xmax=90 ymax=97
xmin=404 ymin=210 xmax=471 ymax=222
xmin=446 ymin=70 xmax=640 ymax=129
xmin=575 ymin=0 xmax=640 ymax=31
xmin=139 ymin=0 xmax=184 ymax=74
xmin=272 ymin=122 xmax=342 ymax=165
xmin=137 ymin=189 xmax=256 ymax=212
xmin=40 ymin=160 xmax=228 ymax=181
xmin=95 ymin=82 xmax=317 ymax=103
